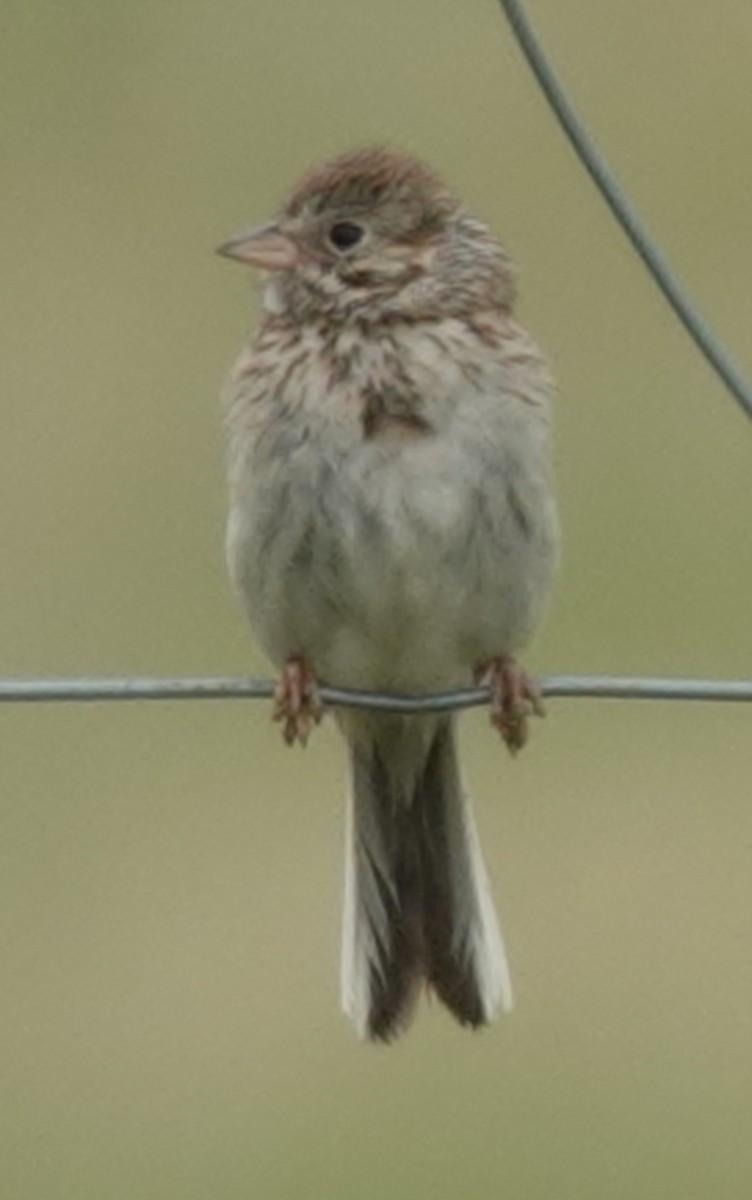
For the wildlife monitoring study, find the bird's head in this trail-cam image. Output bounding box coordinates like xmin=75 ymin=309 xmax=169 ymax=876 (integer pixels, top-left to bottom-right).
xmin=218 ymin=147 xmax=516 ymax=324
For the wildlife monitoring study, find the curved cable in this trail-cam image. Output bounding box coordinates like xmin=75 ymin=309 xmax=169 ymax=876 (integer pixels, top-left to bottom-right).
xmin=498 ymin=0 xmax=752 ymax=423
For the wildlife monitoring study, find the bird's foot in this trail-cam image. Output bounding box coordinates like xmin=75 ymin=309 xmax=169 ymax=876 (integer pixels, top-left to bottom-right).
xmin=476 ymin=655 xmax=545 ymax=755
xmin=272 ymin=656 xmax=323 ymax=747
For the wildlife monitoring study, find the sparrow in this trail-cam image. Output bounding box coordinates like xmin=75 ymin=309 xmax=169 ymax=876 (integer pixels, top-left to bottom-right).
xmin=219 ymin=147 xmax=559 ymax=1041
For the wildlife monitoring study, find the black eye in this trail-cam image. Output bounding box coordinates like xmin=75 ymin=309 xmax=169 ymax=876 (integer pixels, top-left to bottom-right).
xmin=328 ymin=221 xmax=365 ymax=252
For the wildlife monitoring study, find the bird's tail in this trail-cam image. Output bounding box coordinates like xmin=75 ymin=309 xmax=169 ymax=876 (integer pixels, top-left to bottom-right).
xmin=340 ymin=713 xmax=512 ymax=1042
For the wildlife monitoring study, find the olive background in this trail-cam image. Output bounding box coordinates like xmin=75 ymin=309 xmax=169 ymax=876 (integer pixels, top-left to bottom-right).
xmin=2 ymin=2 xmax=751 ymax=1197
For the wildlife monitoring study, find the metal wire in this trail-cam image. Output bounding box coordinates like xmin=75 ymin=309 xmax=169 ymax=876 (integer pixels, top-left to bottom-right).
xmin=1 ymin=676 xmax=751 ymax=712
xmin=498 ymin=0 xmax=752 ymax=424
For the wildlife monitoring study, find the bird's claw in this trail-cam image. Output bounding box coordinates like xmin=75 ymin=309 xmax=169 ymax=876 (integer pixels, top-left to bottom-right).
xmin=476 ymin=655 xmax=545 ymax=754
xmin=272 ymin=656 xmax=323 ymax=746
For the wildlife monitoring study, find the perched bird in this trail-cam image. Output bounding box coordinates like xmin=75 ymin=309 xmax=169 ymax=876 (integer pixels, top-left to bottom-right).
xmin=219 ymin=147 xmax=559 ymax=1041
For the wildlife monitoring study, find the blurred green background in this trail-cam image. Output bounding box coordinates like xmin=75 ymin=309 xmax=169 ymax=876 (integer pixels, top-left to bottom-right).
xmin=2 ymin=1 xmax=751 ymax=1196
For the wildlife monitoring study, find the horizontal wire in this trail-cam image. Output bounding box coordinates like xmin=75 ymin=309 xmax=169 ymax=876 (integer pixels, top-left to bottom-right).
xmin=1 ymin=676 xmax=751 ymax=712
xmin=497 ymin=0 xmax=752 ymax=424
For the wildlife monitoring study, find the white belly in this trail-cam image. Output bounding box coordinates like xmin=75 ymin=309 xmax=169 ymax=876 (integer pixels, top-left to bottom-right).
xmin=227 ymin=365 xmax=558 ymax=693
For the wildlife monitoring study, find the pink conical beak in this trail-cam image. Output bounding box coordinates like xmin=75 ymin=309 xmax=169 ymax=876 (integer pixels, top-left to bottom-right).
xmin=216 ymin=221 xmax=300 ymax=270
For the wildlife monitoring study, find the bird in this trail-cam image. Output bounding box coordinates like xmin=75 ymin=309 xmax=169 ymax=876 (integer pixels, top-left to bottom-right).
xmin=219 ymin=147 xmax=559 ymax=1041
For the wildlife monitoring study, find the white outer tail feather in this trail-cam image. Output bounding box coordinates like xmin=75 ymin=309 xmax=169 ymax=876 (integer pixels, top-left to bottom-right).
xmin=340 ymin=717 xmax=513 ymax=1040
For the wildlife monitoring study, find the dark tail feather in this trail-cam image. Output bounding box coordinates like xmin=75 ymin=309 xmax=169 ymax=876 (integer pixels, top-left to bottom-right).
xmin=340 ymin=716 xmax=512 ymax=1042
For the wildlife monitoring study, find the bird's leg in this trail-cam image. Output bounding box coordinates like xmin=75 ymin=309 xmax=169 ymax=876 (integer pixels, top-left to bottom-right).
xmin=475 ymin=654 xmax=545 ymax=755
xmin=272 ymin=655 xmax=324 ymax=746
